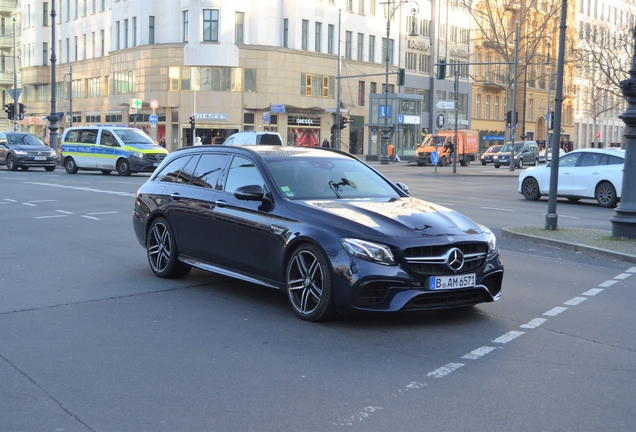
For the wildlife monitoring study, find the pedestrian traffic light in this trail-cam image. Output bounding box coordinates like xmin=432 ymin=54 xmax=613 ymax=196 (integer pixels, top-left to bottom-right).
xmin=4 ymin=103 xmax=14 ymax=119
xmin=547 ymin=111 xmax=554 ymax=130
xmin=18 ymin=103 xmax=25 ymax=120
xmin=436 ymin=59 xmax=447 ymax=80
xmin=397 ymin=68 xmax=406 ymax=86
xmin=505 ymin=111 xmax=519 ymax=128
xmin=189 ymin=116 xmax=195 ymax=130
xmin=339 ymin=116 xmax=348 ymax=130
xmin=505 ymin=111 xmax=511 ymax=128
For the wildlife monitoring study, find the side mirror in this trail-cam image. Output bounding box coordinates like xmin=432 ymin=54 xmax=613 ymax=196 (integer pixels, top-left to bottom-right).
xmin=234 ymin=184 xmax=265 ymax=201
xmin=395 ymin=182 xmax=409 ymax=195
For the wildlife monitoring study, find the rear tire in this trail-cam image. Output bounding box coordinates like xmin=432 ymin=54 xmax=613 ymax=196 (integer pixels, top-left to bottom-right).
xmin=522 ymin=178 xmax=541 ymax=201
xmin=20 ymin=167 xmax=29 ymax=171
xmin=64 ymin=157 xmax=79 ymax=174
xmin=596 ymin=182 xmax=618 ymax=208
xmin=494 ymin=164 xmax=500 ymax=169
xmin=101 ymin=170 xmax=112 ymax=175
xmin=117 ymin=159 xmax=131 ymax=176
xmin=146 ymin=217 xmax=191 ymax=278
xmin=481 ymin=161 xmax=487 ymax=166
xmin=45 ymin=166 xmax=56 ymax=172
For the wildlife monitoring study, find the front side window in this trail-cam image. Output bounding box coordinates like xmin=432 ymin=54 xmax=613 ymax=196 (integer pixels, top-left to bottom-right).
xmin=99 ymin=130 xmax=118 ymax=146
xmin=203 ymin=9 xmax=219 ymax=42
xmin=223 ymin=156 xmax=265 ymax=194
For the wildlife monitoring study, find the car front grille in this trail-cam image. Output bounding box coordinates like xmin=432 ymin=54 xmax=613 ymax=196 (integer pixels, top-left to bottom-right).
xmin=27 ymin=151 xmax=53 ymax=156
xmin=145 ymin=153 xmax=167 ymax=163
xmin=403 ymin=242 xmax=488 ymax=275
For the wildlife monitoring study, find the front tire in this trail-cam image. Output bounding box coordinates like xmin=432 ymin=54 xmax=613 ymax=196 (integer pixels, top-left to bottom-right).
xmin=517 ymin=158 xmax=524 ymax=169
xmin=494 ymin=164 xmax=500 ymax=169
xmin=65 ymin=157 xmax=79 ymax=174
xmin=116 ymin=159 xmax=131 ymax=176
xmin=101 ymin=170 xmax=112 ymax=175
xmin=6 ymin=154 xmax=17 ymax=171
xmin=146 ymin=217 xmax=191 ymax=278
xmin=596 ymin=182 xmax=618 ymax=208
xmin=522 ymin=178 xmax=541 ymax=201
xmin=45 ymin=166 xmax=56 ymax=172
xmin=286 ymin=244 xmax=335 ymax=322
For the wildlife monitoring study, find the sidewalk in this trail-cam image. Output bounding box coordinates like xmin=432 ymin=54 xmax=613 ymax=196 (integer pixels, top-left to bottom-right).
xmin=367 ymin=159 xmax=522 ymax=177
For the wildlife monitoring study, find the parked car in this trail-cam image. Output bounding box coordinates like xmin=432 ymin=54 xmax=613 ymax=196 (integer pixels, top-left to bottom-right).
xmin=0 ymin=132 xmax=58 ymax=171
xmin=480 ymin=145 xmax=502 ymax=165
xmin=133 ymin=146 xmax=503 ymax=321
xmin=539 ymin=147 xmax=564 ymax=164
xmin=493 ymin=141 xmax=540 ymax=168
xmin=519 ymin=148 xmax=625 ymax=208
xmin=222 ymin=131 xmax=284 ymax=146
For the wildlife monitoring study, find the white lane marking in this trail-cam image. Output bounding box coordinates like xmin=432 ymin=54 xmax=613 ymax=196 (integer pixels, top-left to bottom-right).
xmin=87 ymin=211 xmax=118 ymax=215
xmin=582 ymin=288 xmax=604 ymax=296
xmin=481 ymin=206 xmax=515 ymax=212
xmin=27 ymin=200 xmax=57 ymax=203
xmin=335 ymin=406 xmax=383 ymax=426
xmin=427 ymin=363 xmax=465 ymax=378
xmin=599 ymin=280 xmax=618 ymax=287
xmin=22 ymin=202 xmax=37 ymax=207
xmin=34 ymin=215 xmax=68 ymax=219
xmin=3 ymin=199 xmax=17 ymax=202
xmin=461 ymin=346 xmax=496 ymax=360
xmin=492 ymin=331 xmax=525 ymax=344
xmin=614 ymin=273 xmax=632 ymax=280
xmin=559 ymin=215 xmax=580 ymax=219
xmin=626 ymin=267 xmax=636 ymax=273
xmin=520 ymin=318 xmax=547 ymax=329
xmin=56 ymin=210 xmax=74 ymax=214
xmin=543 ymin=307 xmax=568 ymax=316
xmin=564 ymin=297 xmax=587 ymax=306
xmin=0 ymin=202 xmax=11 ymax=205
xmin=25 ymin=182 xmax=136 ymax=197
xmin=80 ymin=215 xmax=101 ymax=220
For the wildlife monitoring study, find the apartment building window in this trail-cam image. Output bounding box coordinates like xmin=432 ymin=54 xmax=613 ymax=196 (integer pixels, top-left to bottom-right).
xmin=74 ymin=36 xmax=78 ymax=61
xmin=419 ymin=19 xmax=430 ymax=36
xmin=124 ymin=19 xmax=129 ymax=48
xmin=315 ymin=22 xmax=322 ymax=52
xmin=132 ymin=17 xmax=137 ymax=47
xmin=283 ymin=18 xmax=289 ymax=47
xmin=203 ymin=9 xmax=220 ymax=42
xmin=301 ymin=20 xmax=309 ymax=50
xmin=476 ymin=54 xmax=481 ymax=76
xmin=38 ymin=84 xmax=47 ymax=101
xmin=370 ymin=82 xmax=377 ymax=93
xmin=405 ymin=52 xmax=417 ymax=71
xmin=382 ymin=38 xmax=394 ymax=65
xmin=101 ymin=0 xmax=105 ymax=11
xmin=43 ymin=42 xmax=48 ymax=66
xmin=66 ymin=38 xmax=70 ymax=62
xmin=300 ymin=73 xmax=334 ymax=98
xmin=494 ymin=96 xmax=499 ymax=119
xmin=116 ymin=20 xmax=120 ymax=49
xmin=327 ymin=24 xmax=334 ymax=54
xmin=418 ymin=54 xmax=429 ymax=72
xmin=485 ymin=95 xmax=490 ymax=119
xmin=358 ymin=81 xmax=365 ymax=106
xmin=528 ymin=98 xmax=533 ymax=121
xmin=235 ymin=12 xmax=244 ymax=44
xmin=475 ymin=94 xmax=481 ymax=118
xmin=182 ymin=11 xmax=189 ymax=43
xmin=43 ymin=3 xmax=49 ymax=26
xmin=358 ymin=0 xmax=365 ymax=14
xmin=91 ymin=32 xmax=95 ymax=58
xmin=66 ymin=0 xmax=70 ymax=20
xmin=88 ymin=77 xmax=103 ymax=97
xmin=368 ymin=35 xmax=375 ymax=62
xmin=357 ymin=33 xmax=363 ymax=61
xmin=370 ymin=0 xmax=376 ymax=15
xmin=75 ymin=0 xmax=78 ymax=18
xmin=149 ymin=16 xmax=155 ymax=44
xmin=71 ymin=80 xmax=81 ymax=99
xmin=345 ymin=31 xmax=352 ymax=59
xmin=83 ymin=0 xmax=87 ymax=16
xmin=485 ymin=55 xmax=491 ymax=81
xmin=92 ymin=0 xmax=95 ymax=13
xmin=113 ymin=71 xmax=136 ymax=94
xmin=346 ymin=0 xmax=353 ymax=12
xmin=100 ymin=29 xmax=104 ymax=56
xmin=83 ymin=34 xmax=86 ymax=59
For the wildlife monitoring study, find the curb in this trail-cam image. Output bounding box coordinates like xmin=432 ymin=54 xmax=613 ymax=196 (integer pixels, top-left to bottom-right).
xmin=501 ymin=227 xmax=636 ymax=264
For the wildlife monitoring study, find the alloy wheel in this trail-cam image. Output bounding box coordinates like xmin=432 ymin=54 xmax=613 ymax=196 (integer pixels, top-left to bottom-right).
xmin=147 ymin=221 xmax=171 ymax=273
xmin=287 ymin=250 xmax=324 ymax=316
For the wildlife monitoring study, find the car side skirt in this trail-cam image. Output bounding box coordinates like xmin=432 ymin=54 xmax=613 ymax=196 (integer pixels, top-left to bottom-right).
xmin=180 ymin=256 xmax=284 ymax=290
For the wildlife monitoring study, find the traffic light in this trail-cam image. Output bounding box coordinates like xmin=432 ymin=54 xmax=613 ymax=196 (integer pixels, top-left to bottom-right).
xmin=4 ymin=103 xmax=14 ymax=119
xmin=436 ymin=59 xmax=447 ymax=80
xmin=505 ymin=111 xmax=519 ymax=128
xmin=547 ymin=111 xmax=554 ymax=130
xmin=18 ymin=103 xmax=25 ymax=120
xmin=189 ymin=116 xmax=195 ymax=130
xmin=397 ymin=68 xmax=406 ymax=86
xmin=339 ymin=116 xmax=348 ymax=130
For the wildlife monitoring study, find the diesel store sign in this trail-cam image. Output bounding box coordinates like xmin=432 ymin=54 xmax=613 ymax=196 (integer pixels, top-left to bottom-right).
xmin=287 ymin=115 xmax=321 ymax=127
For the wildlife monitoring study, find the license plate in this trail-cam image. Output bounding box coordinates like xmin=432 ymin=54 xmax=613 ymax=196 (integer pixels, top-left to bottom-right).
xmin=34 ymin=156 xmax=46 ymax=160
xmin=152 ymin=162 xmax=158 ymax=167
xmin=429 ymin=273 xmax=476 ymax=290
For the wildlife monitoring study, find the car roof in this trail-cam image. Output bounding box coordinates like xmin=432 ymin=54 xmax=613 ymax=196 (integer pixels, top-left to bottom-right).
xmin=567 ymin=147 xmax=625 ymax=156
xmin=173 ymin=144 xmax=356 ymax=161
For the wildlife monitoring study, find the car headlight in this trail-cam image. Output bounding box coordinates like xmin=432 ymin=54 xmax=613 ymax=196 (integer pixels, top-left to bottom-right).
xmin=14 ymin=150 xmax=27 ymax=155
xmin=130 ymin=152 xmax=144 ymax=159
xmin=484 ymin=228 xmax=497 ymax=257
xmin=340 ymin=238 xmax=396 ymax=265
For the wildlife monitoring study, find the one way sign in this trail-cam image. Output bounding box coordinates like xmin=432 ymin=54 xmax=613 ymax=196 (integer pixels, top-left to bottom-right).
xmin=436 ymin=100 xmax=455 ymax=110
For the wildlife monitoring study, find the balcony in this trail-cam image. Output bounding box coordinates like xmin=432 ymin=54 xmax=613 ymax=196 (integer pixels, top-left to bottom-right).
xmin=0 ymin=71 xmax=16 ymax=85
xmin=0 ymin=34 xmax=16 ymax=49
xmin=0 ymin=0 xmax=17 ymax=13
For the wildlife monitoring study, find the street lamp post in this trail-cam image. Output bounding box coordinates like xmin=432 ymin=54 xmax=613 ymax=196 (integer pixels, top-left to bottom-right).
xmin=64 ymin=65 xmax=73 ymax=127
xmin=47 ymin=0 xmax=60 ymax=156
xmin=12 ymin=18 xmax=18 ymax=132
xmin=545 ymin=45 xmax=551 ymax=161
xmin=380 ymin=0 xmax=419 ymax=165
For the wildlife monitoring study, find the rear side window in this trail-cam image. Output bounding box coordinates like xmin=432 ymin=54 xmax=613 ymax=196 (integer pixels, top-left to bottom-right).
xmin=191 ymin=153 xmax=229 ymax=189
xmin=154 ymin=156 xmax=193 ymax=183
xmin=257 ymin=134 xmax=282 ymax=145
xmin=79 ymin=129 xmax=98 ymax=144
xmin=579 ymin=152 xmax=603 ymax=167
xmin=64 ymin=130 xmax=80 ymax=143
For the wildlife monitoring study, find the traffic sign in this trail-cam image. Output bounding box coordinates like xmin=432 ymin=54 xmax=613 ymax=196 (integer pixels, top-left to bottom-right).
xmin=130 ymin=99 xmax=142 ymax=109
xmin=262 ymin=112 xmax=271 ymax=123
xmin=436 ymin=100 xmax=455 ymax=110
xmin=8 ymin=88 xmax=22 ymax=101
xmin=271 ymin=104 xmax=286 ymax=113
xmin=431 ymin=150 xmax=439 ymax=165
xmin=149 ymin=114 xmax=158 ymax=124
xmin=149 ymin=99 xmax=159 ymax=110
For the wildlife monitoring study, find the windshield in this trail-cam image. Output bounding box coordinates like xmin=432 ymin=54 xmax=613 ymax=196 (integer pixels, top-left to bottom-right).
xmin=7 ymin=134 xmax=46 ymax=146
xmin=266 ymin=157 xmax=401 ymax=200
xmin=428 ymin=137 xmax=446 ymax=147
xmin=500 ymin=143 xmax=523 ymax=152
xmin=488 ymin=146 xmax=501 ymax=153
xmin=113 ymin=129 xmax=156 ymax=145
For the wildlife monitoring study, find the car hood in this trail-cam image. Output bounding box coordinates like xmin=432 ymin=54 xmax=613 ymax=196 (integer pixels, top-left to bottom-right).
xmin=296 ymin=197 xmax=484 ymax=238
xmin=10 ymin=145 xmax=55 ymax=152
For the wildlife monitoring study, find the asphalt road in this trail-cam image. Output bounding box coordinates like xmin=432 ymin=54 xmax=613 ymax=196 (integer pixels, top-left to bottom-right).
xmin=1 ymin=165 xmax=634 ymax=431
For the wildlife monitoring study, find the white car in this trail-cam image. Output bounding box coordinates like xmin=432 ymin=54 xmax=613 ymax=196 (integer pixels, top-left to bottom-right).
xmin=539 ymin=147 xmax=564 ymax=163
xmin=518 ymin=148 xmax=625 ymax=208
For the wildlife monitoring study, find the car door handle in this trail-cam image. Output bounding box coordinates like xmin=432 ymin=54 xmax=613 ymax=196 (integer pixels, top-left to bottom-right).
xmin=170 ymin=192 xmax=182 ymax=200
xmin=215 ymin=199 xmax=228 ymax=207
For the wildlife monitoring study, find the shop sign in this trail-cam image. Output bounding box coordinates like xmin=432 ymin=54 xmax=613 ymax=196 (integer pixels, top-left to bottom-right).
xmin=287 ymin=115 xmax=321 ymax=127
xmin=195 ymin=113 xmax=228 ymax=121
xmin=448 ymin=118 xmax=469 ymax=126
xmin=408 ymin=40 xmax=430 ymax=52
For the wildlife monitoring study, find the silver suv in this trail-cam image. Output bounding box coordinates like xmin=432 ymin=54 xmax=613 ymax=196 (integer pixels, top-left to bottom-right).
xmin=493 ymin=141 xmax=540 ymax=169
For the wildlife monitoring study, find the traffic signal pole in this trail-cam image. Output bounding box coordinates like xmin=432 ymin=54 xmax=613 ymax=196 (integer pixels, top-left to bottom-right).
xmin=12 ymin=18 xmax=18 ymax=131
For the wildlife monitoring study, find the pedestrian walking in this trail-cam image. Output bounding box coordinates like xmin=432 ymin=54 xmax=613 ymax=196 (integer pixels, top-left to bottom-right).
xmin=322 ymin=138 xmax=330 ymax=148
xmin=194 ymin=136 xmax=202 ymax=146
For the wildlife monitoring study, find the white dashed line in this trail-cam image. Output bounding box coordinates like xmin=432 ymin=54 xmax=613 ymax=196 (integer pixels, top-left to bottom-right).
xmin=599 ymin=280 xmax=618 ymax=287
xmin=56 ymin=210 xmax=74 ymax=214
xmin=25 ymin=182 xmax=136 ymax=197
xmin=22 ymin=202 xmax=37 ymax=207
xmin=492 ymin=331 xmax=525 ymax=344
xmin=582 ymin=288 xmax=603 ymax=296
xmin=27 ymin=200 xmax=56 ymax=203
xmin=543 ymin=307 xmax=568 ymax=316
xmin=81 ymin=215 xmax=101 ymax=220
xmin=481 ymin=207 xmax=515 ymax=212
xmin=3 ymin=199 xmax=17 ymax=202
xmin=34 ymin=215 xmax=68 ymax=219
xmin=520 ymin=318 xmax=547 ymax=329
xmin=461 ymin=346 xmax=497 ymax=360
xmin=559 ymin=215 xmax=580 ymax=219
xmin=87 ymin=211 xmax=118 ymax=215
xmin=614 ymin=273 xmax=632 ymax=280
xmin=564 ymin=297 xmax=587 ymax=306
xmin=427 ymin=363 xmax=465 ymax=378
xmin=627 ymin=267 xmax=636 ymax=273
